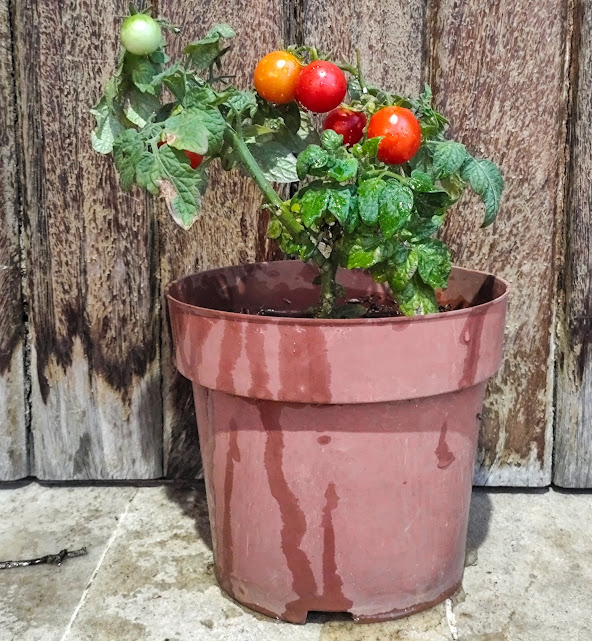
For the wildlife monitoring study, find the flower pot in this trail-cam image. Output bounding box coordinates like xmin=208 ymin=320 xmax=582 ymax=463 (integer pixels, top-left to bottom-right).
xmin=167 ymin=260 xmax=508 ymax=623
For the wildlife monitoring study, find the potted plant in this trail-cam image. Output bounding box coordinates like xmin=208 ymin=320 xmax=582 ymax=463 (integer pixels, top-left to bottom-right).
xmin=92 ymin=9 xmax=508 ymax=624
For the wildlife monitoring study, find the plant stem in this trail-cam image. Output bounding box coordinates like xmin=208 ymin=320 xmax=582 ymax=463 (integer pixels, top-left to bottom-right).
xmin=318 ymin=253 xmax=339 ymax=319
xmin=223 ymin=127 xmax=311 ymax=247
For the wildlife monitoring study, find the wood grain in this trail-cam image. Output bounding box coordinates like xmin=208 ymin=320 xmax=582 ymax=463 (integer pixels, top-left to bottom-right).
xmin=428 ymin=0 xmax=569 ymax=485
xmin=0 ymin=0 xmax=27 ymax=480
xmin=303 ymin=0 xmax=428 ymax=99
xmin=157 ymin=0 xmax=290 ymax=477
xmin=555 ymin=0 xmax=592 ymax=487
xmin=12 ymin=0 xmax=162 ymax=479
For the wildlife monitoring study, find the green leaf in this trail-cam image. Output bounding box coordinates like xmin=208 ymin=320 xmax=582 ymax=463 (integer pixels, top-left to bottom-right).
xmin=112 ymin=129 xmax=144 ymax=191
xmin=321 ymin=129 xmax=344 ymax=152
xmin=136 ymin=151 xmax=161 ymax=195
xmin=327 ymin=186 xmax=352 ymax=228
xmin=91 ymin=96 xmax=126 ymax=154
xmin=460 ymin=157 xmax=504 ymax=226
xmin=153 ymin=145 xmax=207 ymax=229
xmin=417 ymin=239 xmax=452 ymax=289
xmin=409 ymin=169 xmax=441 ymax=193
xmin=378 ymin=181 xmax=414 ymax=239
xmin=249 ymin=141 xmax=298 ymax=183
xmin=183 ymin=24 xmax=236 ymax=70
xmin=151 ymin=64 xmax=186 ymax=100
xmin=432 ymin=141 xmax=469 ymax=178
xmin=299 ymin=186 xmax=331 ymax=228
xmin=125 ymin=55 xmax=161 ymax=95
xmin=123 ymin=87 xmax=160 ymax=127
xmin=395 ymin=274 xmax=438 ymax=316
xmin=163 ymin=109 xmax=210 ymax=154
xmin=405 ymin=212 xmax=446 ymax=240
xmin=296 ymin=145 xmax=330 ymax=180
xmin=267 ymin=219 xmax=282 ymax=239
xmin=389 ymin=246 xmax=419 ymax=291
xmin=225 ymin=89 xmax=258 ymax=117
xmin=358 ymin=177 xmax=386 ymax=225
xmin=362 ymin=136 xmax=382 ymax=158
xmin=343 ymin=241 xmax=384 ymax=269
xmin=328 ymin=157 xmax=358 ymax=182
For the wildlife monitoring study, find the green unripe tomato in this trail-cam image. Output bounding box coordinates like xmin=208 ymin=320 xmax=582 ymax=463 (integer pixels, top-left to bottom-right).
xmin=120 ymin=14 xmax=162 ymax=56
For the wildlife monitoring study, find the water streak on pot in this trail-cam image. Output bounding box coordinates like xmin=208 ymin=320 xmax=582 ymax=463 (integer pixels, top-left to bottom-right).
xmin=435 ymin=421 xmax=456 ymax=469
xmin=216 ymin=321 xmax=244 ymax=391
xmin=220 ymin=418 xmax=241 ymax=588
xmin=458 ymin=309 xmax=487 ymax=389
xmin=322 ymin=483 xmax=354 ymax=610
xmin=260 ymin=402 xmax=318 ymax=621
xmin=246 ymin=325 xmax=271 ymax=398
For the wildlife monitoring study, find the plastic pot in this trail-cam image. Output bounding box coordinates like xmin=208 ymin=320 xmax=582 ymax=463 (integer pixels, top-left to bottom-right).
xmin=167 ymin=261 xmax=508 ymax=623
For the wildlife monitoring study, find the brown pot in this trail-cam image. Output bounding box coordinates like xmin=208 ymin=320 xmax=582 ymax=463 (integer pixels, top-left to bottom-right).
xmin=167 ymin=261 xmax=508 ymax=624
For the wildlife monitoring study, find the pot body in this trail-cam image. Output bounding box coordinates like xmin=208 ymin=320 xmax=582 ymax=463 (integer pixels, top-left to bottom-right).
xmin=167 ymin=261 xmax=508 ymax=623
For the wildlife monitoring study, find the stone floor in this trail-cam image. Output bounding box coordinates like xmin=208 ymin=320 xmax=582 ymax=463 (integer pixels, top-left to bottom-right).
xmin=0 ymin=482 xmax=590 ymax=641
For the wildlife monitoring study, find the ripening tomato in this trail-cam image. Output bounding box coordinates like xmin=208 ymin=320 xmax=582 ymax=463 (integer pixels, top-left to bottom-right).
xmin=158 ymin=142 xmax=203 ymax=169
xmin=323 ymin=107 xmax=367 ymax=146
xmin=367 ymin=106 xmax=421 ymax=164
xmin=120 ymin=14 xmax=162 ymax=56
xmin=254 ymin=51 xmax=302 ymax=104
xmin=295 ymin=61 xmax=347 ymax=113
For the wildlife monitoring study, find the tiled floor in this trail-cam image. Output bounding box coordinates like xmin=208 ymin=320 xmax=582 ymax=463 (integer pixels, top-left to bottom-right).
xmin=0 ymin=483 xmax=590 ymax=641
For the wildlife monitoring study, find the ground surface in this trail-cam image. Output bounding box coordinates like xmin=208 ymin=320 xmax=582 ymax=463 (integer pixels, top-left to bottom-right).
xmin=0 ymin=483 xmax=590 ymax=641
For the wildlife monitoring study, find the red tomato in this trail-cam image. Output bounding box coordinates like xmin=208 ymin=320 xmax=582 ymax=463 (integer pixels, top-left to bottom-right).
xmin=323 ymin=107 xmax=367 ymax=146
xmin=158 ymin=141 xmax=203 ymax=169
xmin=295 ymin=60 xmax=347 ymax=113
xmin=254 ymin=51 xmax=302 ymax=104
xmin=367 ymin=106 xmax=421 ymax=164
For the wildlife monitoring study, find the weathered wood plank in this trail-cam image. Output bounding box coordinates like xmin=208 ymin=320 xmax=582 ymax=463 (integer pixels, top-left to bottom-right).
xmin=12 ymin=0 xmax=162 ymax=479
xmin=0 ymin=0 xmax=27 ymax=480
xmin=428 ymin=0 xmax=569 ymax=485
xmin=555 ymin=1 xmax=592 ymax=487
xmin=303 ymin=0 xmax=427 ymax=98
xmin=158 ymin=0 xmax=289 ymax=477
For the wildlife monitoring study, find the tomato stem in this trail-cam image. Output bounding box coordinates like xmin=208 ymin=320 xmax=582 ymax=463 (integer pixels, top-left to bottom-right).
xmin=355 ymin=49 xmax=368 ymax=94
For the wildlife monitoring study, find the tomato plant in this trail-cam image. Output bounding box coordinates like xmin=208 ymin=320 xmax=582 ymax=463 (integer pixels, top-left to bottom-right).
xmin=93 ymin=14 xmax=504 ymax=319
xmin=295 ymin=61 xmax=347 ymax=113
xmin=323 ymin=108 xmax=366 ymax=147
xmin=254 ymin=51 xmax=302 ymax=104
xmin=120 ymin=14 xmax=162 ymax=56
xmin=367 ymin=106 xmax=421 ymax=165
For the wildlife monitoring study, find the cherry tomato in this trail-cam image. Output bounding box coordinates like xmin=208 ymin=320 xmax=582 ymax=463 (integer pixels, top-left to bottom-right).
xmin=367 ymin=106 xmax=421 ymax=164
xmin=158 ymin=142 xmax=203 ymax=169
xmin=323 ymin=107 xmax=367 ymax=146
xmin=120 ymin=14 xmax=162 ymax=56
xmin=295 ymin=61 xmax=347 ymax=113
xmin=254 ymin=51 xmax=302 ymax=104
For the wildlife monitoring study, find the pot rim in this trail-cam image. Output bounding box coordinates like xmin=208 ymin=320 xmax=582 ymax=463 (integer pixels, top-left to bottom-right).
xmin=166 ymin=261 xmax=509 ymax=326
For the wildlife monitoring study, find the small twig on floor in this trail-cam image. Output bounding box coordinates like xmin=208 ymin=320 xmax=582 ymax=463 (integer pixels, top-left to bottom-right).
xmin=445 ymin=598 xmax=459 ymax=641
xmin=0 ymin=547 xmax=87 ymax=570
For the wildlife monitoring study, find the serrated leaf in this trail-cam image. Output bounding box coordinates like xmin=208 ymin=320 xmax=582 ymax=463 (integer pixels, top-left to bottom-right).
xmin=328 ymin=157 xmax=358 ymax=182
xmin=362 ymin=137 xmax=382 ymax=158
xmin=343 ymin=242 xmax=384 ymax=269
xmin=153 ymin=145 xmax=207 ymax=229
xmin=409 ymin=169 xmax=441 ymax=193
xmin=378 ymin=181 xmax=414 ymax=239
xmin=225 ymin=89 xmax=258 ymax=117
xmin=123 ymin=87 xmax=160 ymax=127
xmin=417 ymin=239 xmax=451 ymax=289
xmin=125 ymin=55 xmax=161 ymax=95
xmin=327 ymin=186 xmax=352 ymax=228
xmin=358 ymin=177 xmax=386 ymax=225
xmin=91 ymin=98 xmax=126 ymax=154
xmin=395 ymin=274 xmax=438 ymax=316
xmin=321 ymin=129 xmax=343 ymax=152
xmin=183 ymin=24 xmax=235 ymax=70
xmin=296 ymin=145 xmax=330 ymax=180
xmin=163 ymin=109 xmax=210 ymax=154
xmin=249 ymin=141 xmax=298 ymax=183
xmin=151 ymin=64 xmax=186 ymax=99
xmin=136 ymin=152 xmax=160 ymax=195
xmin=460 ymin=157 xmax=504 ymax=226
xmin=405 ymin=213 xmax=446 ymax=241
xmin=113 ymin=129 xmax=144 ymax=190
xmin=299 ymin=187 xmax=331 ymax=228
xmin=432 ymin=141 xmax=469 ymax=178
xmin=389 ymin=246 xmax=419 ymax=291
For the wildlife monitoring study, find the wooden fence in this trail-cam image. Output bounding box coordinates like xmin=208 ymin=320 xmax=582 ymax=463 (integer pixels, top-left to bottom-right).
xmin=0 ymin=0 xmax=589 ymax=486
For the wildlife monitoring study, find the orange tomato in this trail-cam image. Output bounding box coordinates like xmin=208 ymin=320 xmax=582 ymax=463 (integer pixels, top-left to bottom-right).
xmin=254 ymin=51 xmax=302 ymax=104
